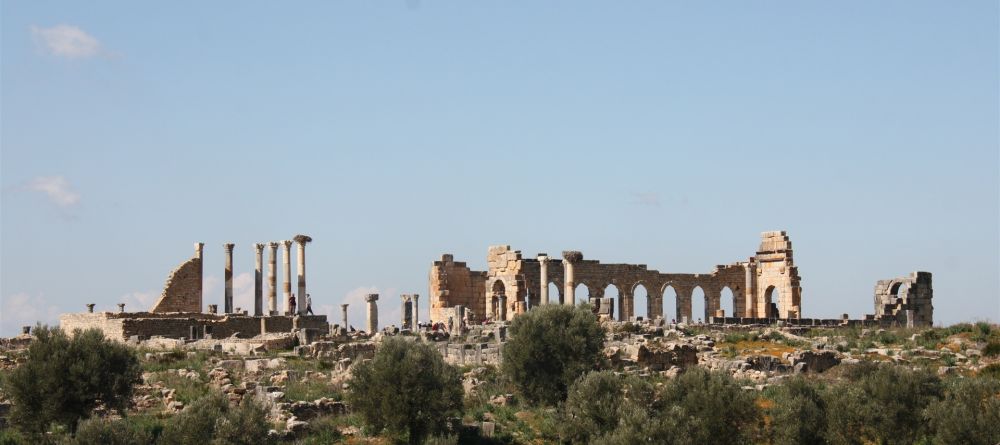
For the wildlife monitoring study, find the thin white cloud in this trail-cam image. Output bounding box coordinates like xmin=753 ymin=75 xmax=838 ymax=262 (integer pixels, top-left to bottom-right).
xmin=630 ymin=192 xmax=661 ymax=207
xmin=30 ymin=25 xmax=105 ymax=59
xmin=26 ymin=176 xmax=80 ymax=208
xmin=1 ymin=292 xmax=61 ymax=336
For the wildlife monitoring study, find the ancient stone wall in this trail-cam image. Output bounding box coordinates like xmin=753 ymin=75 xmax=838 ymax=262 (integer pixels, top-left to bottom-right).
xmin=60 ymin=312 xmax=328 ymax=342
xmin=752 ymin=231 xmax=802 ymax=318
xmin=872 ymin=271 xmax=933 ymax=327
xmin=430 ymin=231 xmax=805 ymax=324
xmin=150 ymin=256 xmax=203 ymax=313
xmin=429 ymin=254 xmax=487 ymax=323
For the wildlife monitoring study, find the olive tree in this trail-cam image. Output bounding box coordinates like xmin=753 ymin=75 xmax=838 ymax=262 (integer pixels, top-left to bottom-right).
xmin=501 ymin=304 xmax=605 ymax=405
xmin=347 ymin=337 xmax=463 ymax=445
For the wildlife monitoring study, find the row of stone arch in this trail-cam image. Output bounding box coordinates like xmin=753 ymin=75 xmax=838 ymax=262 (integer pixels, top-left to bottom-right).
xmin=491 ymin=278 xmax=786 ymax=323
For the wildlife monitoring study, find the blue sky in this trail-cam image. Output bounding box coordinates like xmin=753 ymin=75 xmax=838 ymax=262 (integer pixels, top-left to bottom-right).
xmin=1 ymin=1 xmax=997 ymax=335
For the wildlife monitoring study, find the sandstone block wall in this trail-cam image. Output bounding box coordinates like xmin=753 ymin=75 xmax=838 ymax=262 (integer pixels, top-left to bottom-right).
xmin=150 ymin=256 xmax=203 ymax=313
xmin=872 ymin=271 xmax=933 ymax=327
xmin=429 ymin=254 xmax=487 ymax=323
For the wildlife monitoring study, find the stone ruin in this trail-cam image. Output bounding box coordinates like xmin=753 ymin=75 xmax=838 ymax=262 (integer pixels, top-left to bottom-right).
xmin=60 ymin=235 xmax=330 ymax=343
xmin=869 ymin=271 xmax=934 ymax=327
xmin=430 ymin=231 xmax=803 ymax=324
xmin=430 ymin=231 xmax=934 ymax=327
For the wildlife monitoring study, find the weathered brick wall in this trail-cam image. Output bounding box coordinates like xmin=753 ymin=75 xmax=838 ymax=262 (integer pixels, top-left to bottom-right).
xmin=429 ymin=254 xmax=487 ymax=323
xmin=150 ymin=256 xmax=202 ymax=313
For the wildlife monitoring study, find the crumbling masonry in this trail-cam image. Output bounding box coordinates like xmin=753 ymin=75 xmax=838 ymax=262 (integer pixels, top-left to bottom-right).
xmin=430 ymin=231 xmax=804 ymax=324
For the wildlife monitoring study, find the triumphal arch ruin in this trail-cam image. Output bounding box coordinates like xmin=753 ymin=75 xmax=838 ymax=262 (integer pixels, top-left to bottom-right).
xmin=430 ymin=231 xmax=803 ymax=324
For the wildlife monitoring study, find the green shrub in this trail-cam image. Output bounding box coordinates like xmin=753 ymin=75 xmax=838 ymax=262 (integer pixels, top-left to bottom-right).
xmin=68 ymin=417 xmax=153 ymax=445
xmin=653 ymin=368 xmax=762 ymax=445
xmin=5 ymin=326 xmax=141 ymax=435
xmin=501 ymin=305 xmax=605 ymax=406
xmin=158 ymin=395 xmax=274 ymax=445
xmin=982 ymin=341 xmax=1000 ymax=357
xmin=979 ymin=363 xmax=1000 ymax=379
xmin=769 ymin=376 xmax=827 ymax=445
xmin=561 ymin=371 xmax=654 ymax=444
xmin=824 ymin=363 xmax=942 ymax=445
xmin=347 ymin=337 xmax=463 ymax=445
xmin=924 ymin=377 xmax=1000 ymax=445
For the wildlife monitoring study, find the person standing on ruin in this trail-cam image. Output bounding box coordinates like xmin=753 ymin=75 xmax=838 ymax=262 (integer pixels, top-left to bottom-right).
xmin=305 ymin=293 xmax=314 ymax=315
xmin=289 ymin=293 xmax=297 ymax=316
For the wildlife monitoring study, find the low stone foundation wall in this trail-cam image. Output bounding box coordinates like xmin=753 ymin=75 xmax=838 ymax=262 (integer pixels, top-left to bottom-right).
xmin=440 ymin=342 xmax=502 ymax=366
xmin=60 ymin=312 xmax=328 ymax=342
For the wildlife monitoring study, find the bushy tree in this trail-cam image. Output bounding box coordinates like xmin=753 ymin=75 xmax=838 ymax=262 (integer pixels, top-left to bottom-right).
xmin=347 ymin=337 xmax=463 ymax=445
xmin=653 ymin=367 xmax=762 ymax=445
xmin=768 ymin=376 xmax=827 ymax=445
xmin=561 ymin=371 xmax=655 ymax=444
xmin=4 ymin=326 xmax=141 ymax=435
xmin=501 ymin=304 xmax=605 ymax=405
xmin=69 ymin=417 xmax=153 ymax=445
xmin=158 ymin=395 xmax=273 ymax=445
xmin=924 ymin=377 xmax=1000 ymax=445
xmin=824 ymin=363 xmax=942 ymax=445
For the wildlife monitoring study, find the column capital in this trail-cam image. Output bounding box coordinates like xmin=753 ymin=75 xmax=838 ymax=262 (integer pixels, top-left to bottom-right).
xmin=267 ymin=241 xmax=279 ymax=249
xmin=365 ymin=293 xmax=379 ymax=302
xmin=281 ymin=239 xmax=293 ymax=248
xmin=254 ymin=243 xmax=265 ymax=252
xmin=293 ymin=234 xmax=313 ymax=245
xmin=341 ymin=303 xmax=349 ymax=309
xmin=412 ymin=294 xmax=419 ymax=300
xmin=537 ymin=254 xmax=549 ymax=263
xmin=223 ymin=243 xmax=235 ymax=252
xmin=562 ymin=251 xmax=583 ymax=263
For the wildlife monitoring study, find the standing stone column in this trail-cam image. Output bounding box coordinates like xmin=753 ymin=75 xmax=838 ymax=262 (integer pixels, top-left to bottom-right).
xmin=412 ymin=294 xmax=420 ymax=328
xmin=562 ymin=251 xmax=582 ymax=306
xmin=224 ymin=243 xmax=235 ymax=314
xmin=401 ymin=295 xmax=412 ymax=329
xmin=195 ymin=242 xmax=204 ymax=312
xmin=365 ymin=293 xmax=379 ymax=333
xmin=340 ymin=303 xmax=349 ymax=329
xmin=498 ymin=295 xmax=507 ymax=320
xmin=294 ymin=235 xmax=312 ymax=315
xmin=253 ymin=243 xmax=265 ymax=316
xmin=281 ymin=240 xmax=293 ymax=314
xmin=537 ymin=254 xmax=549 ymax=305
xmin=267 ymin=242 xmax=278 ymax=315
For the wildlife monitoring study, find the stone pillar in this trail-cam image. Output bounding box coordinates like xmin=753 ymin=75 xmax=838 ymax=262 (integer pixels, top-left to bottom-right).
xmin=340 ymin=303 xmax=349 ymax=329
xmin=537 ymin=254 xmax=549 ymax=305
xmin=400 ymin=295 xmax=412 ymax=329
xmin=254 ymin=243 xmax=264 ymax=316
xmin=498 ymin=295 xmax=507 ymax=320
xmin=281 ymin=240 xmax=293 ymax=314
xmin=267 ymin=242 xmax=278 ymax=315
xmin=365 ymin=293 xmax=379 ymax=333
xmin=294 ymin=235 xmax=311 ymax=315
xmin=412 ymin=294 xmax=420 ymax=328
xmin=194 ymin=242 xmax=204 ymax=312
xmin=86 ymin=304 xmax=95 ymax=313
xmin=117 ymin=303 xmax=125 ymax=313
xmin=224 ymin=243 xmax=235 ymax=313
xmin=562 ymin=251 xmax=582 ymax=306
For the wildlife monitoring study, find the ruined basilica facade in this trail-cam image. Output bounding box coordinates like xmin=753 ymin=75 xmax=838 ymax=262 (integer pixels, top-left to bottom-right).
xmin=429 ymin=231 xmax=934 ymax=327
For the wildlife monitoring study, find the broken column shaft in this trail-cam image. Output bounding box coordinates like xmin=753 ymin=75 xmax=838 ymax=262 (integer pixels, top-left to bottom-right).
xmin=365 ymin=293 xmax=379 ymax=333
xmin=294 ymin=235 xmax=312 ymax=315
xmin=340 ymin=303 xmax=349 ymax=329
xmin=562 ymin=251 xmax=582 ymax=306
